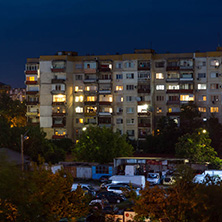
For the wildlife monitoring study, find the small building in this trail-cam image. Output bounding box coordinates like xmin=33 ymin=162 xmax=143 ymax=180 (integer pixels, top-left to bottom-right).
xmin=114 ymin=155 xmax=189 ymax=176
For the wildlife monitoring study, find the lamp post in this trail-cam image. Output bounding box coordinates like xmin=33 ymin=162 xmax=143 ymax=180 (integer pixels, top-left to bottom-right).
xmin=21 ymin=130 xmax=29 ymax=171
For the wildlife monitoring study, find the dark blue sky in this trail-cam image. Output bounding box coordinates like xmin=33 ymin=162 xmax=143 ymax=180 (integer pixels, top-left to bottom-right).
xmin=1 ymin=0 xmax=222 ymax=88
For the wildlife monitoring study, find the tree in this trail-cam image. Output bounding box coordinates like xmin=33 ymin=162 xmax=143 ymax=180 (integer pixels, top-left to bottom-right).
xmin=175 ymin=128 xmax=222 ymax=168
xmin=144 ymin=116 xmax=181 ymax=154
xmin=180 ymin=102 xmax=203 ymax=134
xmin=0 ymin=157 xmax=89 ymax=222
xmin=74 ymin=126 xmax=134 ymax=163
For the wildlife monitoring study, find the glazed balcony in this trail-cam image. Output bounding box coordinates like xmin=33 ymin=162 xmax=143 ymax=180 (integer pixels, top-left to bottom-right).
xmin=98 ymin=112 xmax=112 ymax=116
xmin=138 ymin=61 xmax=150 ymax=71
xmin=99 ymin=89 xmax=112 ymax=94
xmin=99 ymin=66 xmax=111 ymax=72
xmin=52 ymin=112 xmax=66 ymax=117
xmin=84 ymin=101 xmax=97 ymax=106
xmin=166 ymin=78 xmax=179 ymax=82
xmin=166 ymin=66 xmax=179 ymax=71
xmin=51 ymin=89 xmax=66 ymax=94
xmin=179 ymin=89 xmax=193 ymax=93
xmin=84 ymin=68 xmax=97 ymax=74
xmin=26 ymin=111 xmax=39 ymax=116
xmin=98 ymin=79 xmax=112 ymax=83
xmin=98 ymin=117 xmax=112 ymax=124
xmin=52 ymin=101 xmax=66 ymax=106
xmin=84 ymin=112 xmax=97 ymax=116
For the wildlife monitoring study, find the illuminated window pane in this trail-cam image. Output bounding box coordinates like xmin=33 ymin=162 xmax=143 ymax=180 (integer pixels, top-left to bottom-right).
xmin=75 ymin=107 xmax=83 ymax=113
xmin=116 ymin=86 xmax=123 ymax=91
xmin=75 ymin=95 xmax=84 ymax=102
xmin=26 ymin=76 xmax=35 ymax=81
xmin=210 ymin=107 xmax=219 ymax=113
xmin=156 ymin=73 xmax=164 ymax=79
xmin=53 ymin=95 xmax=66 ymax=102
xmin=198 ymin=107 xmax=206 ymax=112
xmin=180 ymin=95 xmax=194 ymax=101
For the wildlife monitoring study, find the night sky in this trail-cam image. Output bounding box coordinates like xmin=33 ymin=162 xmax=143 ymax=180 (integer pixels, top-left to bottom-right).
xmin=1 ymin=0 xmax=222 ymax=88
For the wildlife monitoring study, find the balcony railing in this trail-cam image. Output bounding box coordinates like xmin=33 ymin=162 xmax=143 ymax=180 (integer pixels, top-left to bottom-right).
xmin=138 ymin=89 xmax=150 ymax=93
xmin=51 ymin=68 xmax=66 ymax=73
xmin=138 ymin=66 xmax=150 ymax=71
xmin=166 ymin=89 xmax=180 ymax=93
xmin=52 ymin=101 xmax=66 ymax=105
xmin=26 ymin=91 xmax=39 ymax=95
xmin=26 ymin=101 xmax=39 ymax=105
xmin=166 ymin=66 xmax=180 ymax=71
xmin=25 ymin=70 xmax=38 ymax=75
xmin=25 ymin=81 xmax=38 ymax=85
xmin=84 ymin=68 xmax=97 ymax=74
xmin=52 ymin=123 xmax=65 ymax=128
xmin=179 ymin=89 xmax=193 ymax=93
xmin=26 ymin=111 xmax=39 ymax=116
xmin=99 ymin=112 xmax=112 ymax=116
xmin=167 ymin=112 xmax=180 ymax=116
xmin=166 ymin=78 xmax=179 ymax=82
xmin=51 ymin=90 xmax=66 ymax=94
xmin=83 ymin=79 xmax=97 ymax=83
xmin=138 ymin=123 xmax=151 ymax=127
xmin=51 ymin=79 xmax=65 ymax=84
xmin=52 ymin=135 xmax=66 ymax=139
xmin=167 ymin=100 xmax=180 ymax=105
xmin=98 ymin=79 xmax=112 ymax=83
xmin=99 ymin=101 xmax=112 ymax=105
xmin=99 ymin=90 xmax=112 ymax=94
xmin=52 ymin=112 xmax=66 ymax=117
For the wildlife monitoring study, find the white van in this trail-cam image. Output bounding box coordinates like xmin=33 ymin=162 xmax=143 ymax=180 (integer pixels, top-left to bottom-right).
xmin=109 ymin=175 xmax=146 ymax=189
xmin=193 ymin=170 xmax=222 ymax=184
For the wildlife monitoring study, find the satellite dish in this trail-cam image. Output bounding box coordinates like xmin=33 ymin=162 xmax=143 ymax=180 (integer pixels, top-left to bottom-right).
xmin=136 ymin=97 xmax=141 ymax=101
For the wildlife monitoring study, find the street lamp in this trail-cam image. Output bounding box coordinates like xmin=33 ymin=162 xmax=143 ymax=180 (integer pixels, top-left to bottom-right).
xmin=21 ymin=130 xmax=29 ymax=171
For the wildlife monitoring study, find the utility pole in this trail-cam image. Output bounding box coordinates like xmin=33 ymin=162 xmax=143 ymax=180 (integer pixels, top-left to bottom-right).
xmin=21 ymin=134 xmax=24 ymax=171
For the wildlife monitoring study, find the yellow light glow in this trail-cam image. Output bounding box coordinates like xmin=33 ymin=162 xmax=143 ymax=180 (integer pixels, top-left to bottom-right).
xmin=116 ymin=86 xmax=123 ymax=91
xmin=79 ymin=118 xmax=84 ymax=123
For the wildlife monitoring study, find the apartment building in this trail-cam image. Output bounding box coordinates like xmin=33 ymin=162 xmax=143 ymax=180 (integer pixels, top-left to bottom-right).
xmin=25 ymin=47 xmax=222 ymax=141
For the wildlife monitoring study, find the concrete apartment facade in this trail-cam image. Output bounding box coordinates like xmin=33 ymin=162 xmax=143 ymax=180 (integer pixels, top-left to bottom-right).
xmin=25 ymin=48 xmax=222 ymax=142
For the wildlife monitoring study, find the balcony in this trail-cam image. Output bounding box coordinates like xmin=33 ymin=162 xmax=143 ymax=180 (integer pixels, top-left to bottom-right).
xmin=52 ymin=135 xmax=66 ymax=139
xmin=166 ymin=78 xmax=179 ymax=82
xmin=99 ymin=112 xmax=112 ymax=116
xmin=179 ymin=89 xmax=193 ymax=93
xmin=25 ymin=70 xmax=38 ymax=75
xmin=98 ymin=117 xmax=111 ymax=124
xmin=52 ymin=123 xmax=65 ymax=128
xmin=138 ymin=123 xmax=151 ymax=127
xmin=25 ymin=81 xmax=38 ymax=85
xmin=51 ymin=68 xmax=66 ymax=73
xmin=137 ymin=89 xmax=150 ymax=94
xmin=84 ymin=101 xmax=97 ymax=105
xmin=26 ymin=111 xmax=39 ymax=116
xmin=138 ymin=61 xmax=150 ymax=71
xmin=52 ymin=112 xmax=66 ymax=117
xmin=51 ymin=89 xmax=66 ymax=94
xmin=166 ymin=89 xmax=179 ymax=94
xmin=98 ymin=79 xmax=112 ymax=83
xmin=167 ymin=100 xmax=180 ymax=105
xmin=99 ymin=67 xmax=111 ymax=72
xmin=166 ymin=66 xmax=179 ymax=71
xmin=51 ymin=79 xmax=65 ymax=84
xmin=167 ymin=112 xmax=180 ymax=116
xmin=84 ymin=68 xmax=97 ymax=74
xmin=180 ymin=66 xmax=193 ymax=70
xmin=84 ymin=112 xmax=97 ymax=116
xmin=180 ymin=77 xmax=193 ymax=82
xmin=83 ymin=78 xmax=97 ymax=83
xmin=52 ymin=101 xmax=66 ymax=106
xmin=99 ymin=89 xmax=112 ymax=94
xmin=26 ymin=101 xmax=39 ymax=105
xmin=26 ymin=91 xmax=39 ymax=95
xmin=99 ymin=101 xmax=112 ymax=105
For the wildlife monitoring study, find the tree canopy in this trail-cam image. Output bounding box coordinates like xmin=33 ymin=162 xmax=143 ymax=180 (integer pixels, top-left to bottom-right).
xmin=175 ymin=128 xmax=222 ymax=167
xmin=74 ymin=126 xmax=134 ymax=163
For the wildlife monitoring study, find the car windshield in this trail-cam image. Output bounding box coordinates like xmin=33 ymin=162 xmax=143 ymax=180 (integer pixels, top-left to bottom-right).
xmin=148 ymin=174 xmax=158 ymax=178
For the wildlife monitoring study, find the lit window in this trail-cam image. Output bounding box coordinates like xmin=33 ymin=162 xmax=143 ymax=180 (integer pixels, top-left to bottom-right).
xmin=75 ymin=86 xmax=83 ymax=92
xmin=87 ymin=96 xmax=96 ymax=102
xmin=26 ymin=76 xmax=35 ymax=81
xmin=210 ymin=107 xmax=219 ymax=113
xmin=137 ymin=104 xmax=148 ymax=113
xmin=198 ymin=95 xmax=207 ymax=101
xmin=53 ymin=95 xmax=66 ymax=102
xmin=168 ymin=85 xmax=179 ymax=90
xmin=156 ymin=73 xmax=164 ymax=79
xmin=75 ymin=95 xmax=84 ymax=102
xmin=197 ymin=84 xmax=207 ymax=90
xmin=156 ymin=85 xmax=165 ymax=90
xmin=198 ymin=107 xmax=206 ymax=113
xmin=210 ymin=59 xmax=220 ymax=67
xmin=157 ymin=107 xmax=162 ymax=113
xmin=180 ymin=95 xmax=194 ymax=101
xmin=75 ymin=106 xmax=83 ymax=113
xmin=116 ymin=86 xmax=123 ymax=91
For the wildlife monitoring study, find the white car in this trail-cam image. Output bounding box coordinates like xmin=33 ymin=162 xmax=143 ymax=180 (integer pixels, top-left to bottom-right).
xmin=147 ymin=173 xmax=161 ymax=185
xmin=163 ymin=176 xmax=176 ymax=186
xmin=71 ymin=183 xmax=96 ymax=195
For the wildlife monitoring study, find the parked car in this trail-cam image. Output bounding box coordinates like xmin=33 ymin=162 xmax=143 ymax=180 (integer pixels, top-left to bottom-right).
xmin=71 ymin=183 xmax=96 ymax=196
xmin=96 ymin=191 xmax=126 ymax=204
xmin=163 ymin=175 xmax=176 ymax=186
xmin=147 ymin=173 xmax=161 ymax=185
xmin=106 ymin=184 xmax=129 ymax=194
xmin=99 ymin=175 xmax=111 ymax=183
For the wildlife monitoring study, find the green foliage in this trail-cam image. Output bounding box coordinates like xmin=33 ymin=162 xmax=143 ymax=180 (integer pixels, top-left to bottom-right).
xmin=74 ymin=126 xmax=134 ymax=163
xmin=175 ymin=128 xmax=222 ymax=167
xmin=52 ymin=138 xmax=74 ymax=153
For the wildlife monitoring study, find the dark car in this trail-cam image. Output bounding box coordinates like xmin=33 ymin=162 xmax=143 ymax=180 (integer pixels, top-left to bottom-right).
xmin=99 ymin=175 xmax=111 ymax=183
xmin=96 ymin=191 xmax=126 ymax=204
